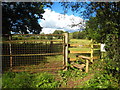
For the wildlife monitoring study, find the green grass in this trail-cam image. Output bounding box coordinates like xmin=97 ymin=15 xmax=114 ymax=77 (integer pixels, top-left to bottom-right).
xmin=69 ymin=39 xmax=91 ymax=54
xmin=69 ymin=48 xmax=91 ymax=51
xmin=69 ymin=39 xmax=91 ymax=45
xmin=46 ymin=55 xmax=63 ymax=62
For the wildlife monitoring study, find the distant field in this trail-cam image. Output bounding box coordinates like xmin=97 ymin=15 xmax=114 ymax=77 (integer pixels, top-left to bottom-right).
xmin=69 ymin=39 xmax=91 ymax=52
xmin=69 ymin=39 xmax=91 ymax=45
xmin=68 ymin=39 xmax=100 ymax=59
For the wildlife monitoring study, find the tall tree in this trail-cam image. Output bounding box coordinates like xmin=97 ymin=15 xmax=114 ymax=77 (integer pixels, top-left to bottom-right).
xmin=53 ymin=30 xmax=64 ymax=39
xmin=2 ymin=2 xmax=52 ymax=35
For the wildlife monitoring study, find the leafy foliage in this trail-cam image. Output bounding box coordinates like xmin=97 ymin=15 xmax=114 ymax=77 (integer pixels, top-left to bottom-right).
xmin=2 ymin=2 xmax=52 ymax=34
xmin=2 ymin=72 xmax=59 ymax=88
xmin=72 ymin=31 xmax=86 ymax=39
xmin=81 ymin=72 xmax=119 ymax=88
xmin=2 ymin=72 xmax=33 ymax=88
xmin=53 ymin=30 xmax=64 ymax=39
xmin=33 ymin=72 xmax=59 ymax=88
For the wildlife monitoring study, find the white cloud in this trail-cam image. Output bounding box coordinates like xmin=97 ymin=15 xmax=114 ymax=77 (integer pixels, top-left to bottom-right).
xmin=39 ymin=9 xmax=85 ymax=34
xmin=41 ymin=28 xmax=65 ymax=34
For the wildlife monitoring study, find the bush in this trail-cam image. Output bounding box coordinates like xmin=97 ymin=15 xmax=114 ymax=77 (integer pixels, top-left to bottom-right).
xmin=81 ymin=72 xmax=119 ymax=89
xmin=33 ymin=72 xmax=59 ymax=88
xmin=2 ymin=72 xmax=59 ymax=88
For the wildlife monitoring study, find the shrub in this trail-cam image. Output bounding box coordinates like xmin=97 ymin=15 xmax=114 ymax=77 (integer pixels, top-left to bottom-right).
xmin=33 ymin=72 xmax=59 ymax=88
xmin=2 ymin=72 xmax=59 ymax=88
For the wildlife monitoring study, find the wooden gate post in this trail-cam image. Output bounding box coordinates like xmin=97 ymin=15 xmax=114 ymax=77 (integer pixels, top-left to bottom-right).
xmin=63 ymin=33 xmax=68 ymax=71
xmin=9 ymin=35 xmax=12 ymax=71
xmin=90 ymin=39 xmax=93 ymax=63
xmin=85 ymin=59 xmax=89 ymax=73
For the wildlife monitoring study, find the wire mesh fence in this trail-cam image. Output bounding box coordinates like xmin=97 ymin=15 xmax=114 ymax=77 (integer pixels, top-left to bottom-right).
xmin=2 ymin=34 xmax=65 ymax=72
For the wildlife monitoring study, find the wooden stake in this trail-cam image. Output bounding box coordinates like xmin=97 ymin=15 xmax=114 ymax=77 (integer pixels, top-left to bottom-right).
xmin=63 ymin=35 xmax=65 ymax=65
xmin=85 ymin=59 xmax=89 ymax=73
xmin=63 ymin=33 xmax=68 ymax=71
xmin=90 ymin=39 xmax=93 ymax=63
xmin=9 ymin=35 xmax=12 ymax=71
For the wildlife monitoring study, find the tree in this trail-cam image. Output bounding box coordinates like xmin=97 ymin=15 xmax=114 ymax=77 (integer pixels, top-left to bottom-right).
xmin=53 ymin=30 xmax=64 ymax=39
xmin=85 ymin=17 xmax=101 ymax=42
xmin=72 ymin=31 xmax=86 ymax=39
xmin=2 ymin=2 xmax=52 ymax=35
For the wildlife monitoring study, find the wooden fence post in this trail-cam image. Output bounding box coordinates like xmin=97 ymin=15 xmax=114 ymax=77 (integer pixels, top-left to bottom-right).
xmin=85 ymin=59 xmax=89 ymax=73
xmin=9 ymin=35 xmax=12 ymax=71
xmin=63 ymin=33 xmax=68 ymax=71
xmin=90 ymin=39 xmax=93 ymax=63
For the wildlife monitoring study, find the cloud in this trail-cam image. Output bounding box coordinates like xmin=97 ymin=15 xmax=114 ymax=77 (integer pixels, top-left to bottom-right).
xmin=39 ymin=9 xmax=85 ymax=34
xmin=41 ymin=28 xmax=65 ymax=34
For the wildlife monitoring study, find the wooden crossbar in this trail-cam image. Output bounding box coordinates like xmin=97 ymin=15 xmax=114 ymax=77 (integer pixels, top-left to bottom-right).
xmin=69 ymin=58 xmax=76 ymax=61
xmin=77 ymin=55 xmax=91 ymax=60
xmin=4 ymin=34 xmax=64 ymax=36
xmin=70 ymin=44 xmax=90 ymax=47
xmin=70 ymin=51 xmax=91 ymax=54
xmin=71 ymin=62 xmax=85 ymax=70
xmin=1 ymin=52 xmax=63 ymax=57
xmin=1 ymin=40 xmax=63 ymax=43
xmin=12 ymin=66 xmax=65 ymax=72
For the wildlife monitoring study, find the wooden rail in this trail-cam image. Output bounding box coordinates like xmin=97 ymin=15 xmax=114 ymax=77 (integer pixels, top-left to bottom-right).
xmin=70 ymin=51 xmax=91 ymax=54
xmin=70 ymin=44 xmax=91 ymax=47
xmin=1 ymin=40 xmax=63 ymax=43
xmin=69 ymin=58 xmax=77 ymax=61
xmin=71 ymin=62 xmax=85 ymax=70
xmin=77 ymin=55 xmax=91 ymax=60
xmin=12 ymin=66 xmax=65 ymax=72
xmin=69 ymin=56 xmax=100 ymax=62
xmin=4 ymin=34 xmax=65 ymax=36
xmin=1 ymin=52 xmax=63 ymax=57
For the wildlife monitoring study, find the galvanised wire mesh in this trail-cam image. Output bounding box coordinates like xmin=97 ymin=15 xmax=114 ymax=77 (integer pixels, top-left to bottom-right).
xmin=2 ymin=34 xmax=65 ymax=72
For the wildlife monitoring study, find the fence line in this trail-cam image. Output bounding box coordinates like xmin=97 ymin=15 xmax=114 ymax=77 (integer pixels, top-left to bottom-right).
xmin=2 ymin=33 xmax=101 ymax=72
xmin=65 ymin=36 xmax=101 ymax=72
xmin=2 ymin=34 xmax=66 ymax=72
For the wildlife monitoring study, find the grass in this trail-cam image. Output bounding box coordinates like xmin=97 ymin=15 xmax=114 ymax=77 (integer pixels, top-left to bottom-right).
xmin=69 ymin=39 xmax=91 ymax=45
xmin=69 ymin=48 xmax=91 ymax=51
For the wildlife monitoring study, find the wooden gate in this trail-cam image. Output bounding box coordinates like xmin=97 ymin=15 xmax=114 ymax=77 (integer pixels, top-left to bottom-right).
xmin=2 ymin=33 xmax=68 ymax=72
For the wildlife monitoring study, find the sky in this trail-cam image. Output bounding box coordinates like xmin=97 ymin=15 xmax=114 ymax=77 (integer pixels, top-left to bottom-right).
xmin=39 ymin=2 xmax=86 ymax=34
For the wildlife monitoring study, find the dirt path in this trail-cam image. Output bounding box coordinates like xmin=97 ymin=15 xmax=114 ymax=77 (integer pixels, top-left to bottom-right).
xmin=60 ymin=73 xmax=94 ymax=88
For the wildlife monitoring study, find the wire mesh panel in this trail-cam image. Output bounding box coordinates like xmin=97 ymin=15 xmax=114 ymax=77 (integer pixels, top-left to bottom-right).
xmin=2 ymin=34 xmax=65 ymax=72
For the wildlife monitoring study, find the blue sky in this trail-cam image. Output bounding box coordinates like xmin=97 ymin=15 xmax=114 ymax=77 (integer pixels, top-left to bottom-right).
xmin=45 ymin=2 xmax=86 ymax=17
xmin=50 ymin=2 xmax=80 ymax=16
xmin=40 ymin=2 xmax=87 ymax=34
